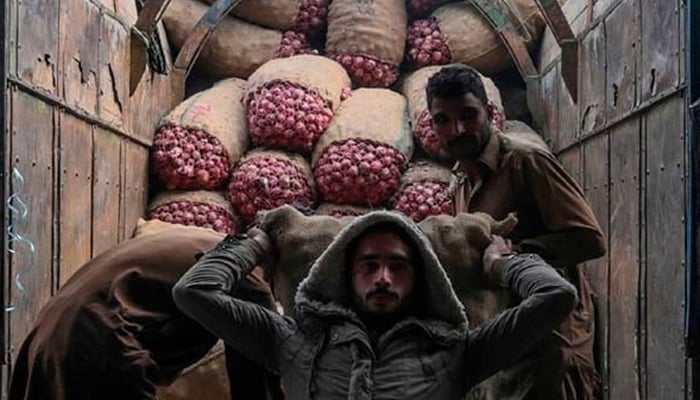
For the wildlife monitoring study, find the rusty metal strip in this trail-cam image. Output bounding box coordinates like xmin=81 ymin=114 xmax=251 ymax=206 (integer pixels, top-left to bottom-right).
xmin=134 ymin=0 xmax=172 ymax=34
xmin=533 ymin=0 xmax=579 ymax=101
xmin=468 ymin=0 xmax=538 ymax=81
xmin=129 ymin=0 xmax=173 ymax=94
xmin=170 ymin=0 xmax=244 ymax=105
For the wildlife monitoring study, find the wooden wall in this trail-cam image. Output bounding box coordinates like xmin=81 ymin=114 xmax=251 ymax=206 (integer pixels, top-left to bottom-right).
xmin=1 ymin=0 xmax=176 ymax=391
xmin=528 ymin=0 xmax=690 ymax=398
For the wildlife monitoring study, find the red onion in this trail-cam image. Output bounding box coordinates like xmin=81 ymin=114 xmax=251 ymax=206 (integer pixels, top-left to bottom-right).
xmin=340 ymin=87 xmax=353 ymax=101
xmin=291 ymin=0 xmax=330 ymax=35
xmin=247 ymin=82 xmax=333 ymax=152
xmin=330 ymin=53 xmax=399 ymax=88
xmin=392 ymin=181 xmax=453 ymax=222
xmin=152 ymin=125 xmax=230 ymax=190
xmin=278 ymin=31 xmax=315 ymax=58
xmin=227 ymin=155 xmax=316 ymax=223
xmin=405 ymin=18 xmax=452 ymax=68
xmin=314 ymin=139 xmax=406 ymax=206
xmin=148 ymin=200 xmax=237 ymax=234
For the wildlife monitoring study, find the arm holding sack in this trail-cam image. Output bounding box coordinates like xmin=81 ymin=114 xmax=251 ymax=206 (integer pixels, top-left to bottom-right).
xmin=172 ymin=229 xmax=296 ymax=373
xmin=462 ymin=236 xmax=578 ymax=387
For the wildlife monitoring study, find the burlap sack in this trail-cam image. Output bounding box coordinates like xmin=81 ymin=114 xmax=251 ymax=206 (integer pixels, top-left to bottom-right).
xmin=246 ymin=55 xmax=351 ymax=111
xmin=433 ymin=1 xmax=545 ymax=74
xmin=241 ymin=149 xmax=318 ymax=199
xmin=149 ymin=191 xmax=238 ymax=216
xmin=326 ymin=0 xmax=407 ymax=65
xmin=400 ymin=65 xmax=504 ymax=127
xmin=397 ymin=160 xmax=453 ymax=190
xmin=419 ymin=212 xmax=518 ymax=325
xmin=200 ymin=0 xmax=302 ymax=31
xmin=316 ymin=203 xmax=376 ymax=217
xmin=163 ymin=0 xmax=283 ymax=79
xmin=156 ymin=342 xmax=230 ymax=400
xmin=311 ymin=88 xmax=413 ymax=166
xmin=132 ymin=218 xmax=222 ymax=238
xmin=159 ymin=78 xmax=249 ymax=166
xmin=256 ymin=205 xmax=356 ymax=313
xmin=501 ymin=120 xmax=551 ymax=153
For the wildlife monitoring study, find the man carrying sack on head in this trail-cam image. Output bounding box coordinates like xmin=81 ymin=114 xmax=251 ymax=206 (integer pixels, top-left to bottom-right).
xmin=8 ymin=221 xmax=283 ymax=400
xmin=172 ymin=210 xmax=579 ymax=399
xmin=425 ymin=64 xmax=606 ymax=400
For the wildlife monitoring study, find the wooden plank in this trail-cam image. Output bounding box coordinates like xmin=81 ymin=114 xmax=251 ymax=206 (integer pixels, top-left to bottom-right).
xmin=605 ymin=0 xmax=638 ymax=119
xmin=92 ymin=128 xmax=122 ymax=256
xmin=58 ymin=112 xmax=93 ymax=286
xmin=17 ymin=0 xmax=59 ymax=92
xmin=98 ymin=13 xmax=129 ymax=126
xmin=121 ymin=142 xmax=149 ymax=239
xmin=582 ymin=132 xmax=610 ymax=393
xmin=608 ymin=117 xmax=641 ymax=400
xmin=559 ymin=146 xmax=582 ymax=186
xmin=59 ymin=0 xmax=100 ymax=114
xmin=593 ymin=0 xmax=620 ymax=20
xmin=97 ymin=0 xmax=117 ymax=13
xmin=539 ymin=66 xmax=560 ymax=149
xmin=579 ymin=23 xmax=607 ymax=135
xmin=639 ymin=0 xmax=680 ymax=101
xmin=116 ymin=0 xmax=139 ymax=25
xmin=7 ymin=0 xmax=18 ymax=77
xmin=644 ymin=95 xmax=686 ymax=399
xmin=8 ymin=90 xmax=55 ymax=362
xmin=558 ymin=63 xmax=579 ymax=149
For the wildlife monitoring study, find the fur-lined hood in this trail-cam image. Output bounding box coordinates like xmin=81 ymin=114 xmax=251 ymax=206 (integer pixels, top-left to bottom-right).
xmin=294 ymin=210 xmax=469 ymax=344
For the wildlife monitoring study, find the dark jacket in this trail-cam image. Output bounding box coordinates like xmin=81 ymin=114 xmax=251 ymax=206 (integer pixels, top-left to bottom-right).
xmin=173 ymin=211 xmax=578 ymax=399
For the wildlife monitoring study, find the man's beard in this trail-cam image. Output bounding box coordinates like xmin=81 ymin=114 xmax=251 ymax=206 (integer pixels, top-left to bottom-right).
xmin=447 ymin=125 xmax=490 ymax=160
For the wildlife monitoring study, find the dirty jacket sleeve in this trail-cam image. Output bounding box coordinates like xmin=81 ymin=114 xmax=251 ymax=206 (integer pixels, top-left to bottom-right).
xmin=462 ymin=254 xmax=578 ymax=388
xmin=519 ymin=151 xmax=606 ymax=265
xmin=172 ymin=237 xmax=296 ymax=373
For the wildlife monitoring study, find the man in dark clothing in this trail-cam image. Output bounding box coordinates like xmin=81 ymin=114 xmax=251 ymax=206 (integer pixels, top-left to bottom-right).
xmin=426 ymin=64 xmax=606 ymax=400
xmin=8 ymin=222 xmax=281 ymax=400
xmin=173 ymin=210 xmax=579 ymax=399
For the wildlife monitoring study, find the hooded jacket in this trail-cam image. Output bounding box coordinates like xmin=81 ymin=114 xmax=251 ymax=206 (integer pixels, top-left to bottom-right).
xmin=173 ymin=211 xmax=577 ymax=400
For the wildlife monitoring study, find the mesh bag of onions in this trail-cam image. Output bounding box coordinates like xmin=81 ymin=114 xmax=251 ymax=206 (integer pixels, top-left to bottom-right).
xmin=201 ymin=0 xmax=329 ymax=35
xmin=326 ymin=0 xmax=407 ymax=87
xmin=152 ymin=78 xmax=249 ymax=190
xmin=391 ymin=161 xmax=454 ymax=222
xmin=163 ymin=0 xmax=313 ymax=79
xmin=312 ymin=88 xmax=413 ymax=206
xmin=227 ymin=149 xmax=317 ymax=224
xmin=147 ymin=191 xmax=240 ymax=234
xmin=405 ymin=1 xmax=545 ymax=74
xmin=245 ymin=55 xmax=351 ymax=153
xmin=316 ymin=203 xmax=376 ymax=217
xmin=400 ymin=65 xmax=505 ymax=162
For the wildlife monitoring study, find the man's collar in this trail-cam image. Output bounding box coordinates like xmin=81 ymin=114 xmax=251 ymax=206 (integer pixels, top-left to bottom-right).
xmin=452 ymin=126 xmax=502 ymax=175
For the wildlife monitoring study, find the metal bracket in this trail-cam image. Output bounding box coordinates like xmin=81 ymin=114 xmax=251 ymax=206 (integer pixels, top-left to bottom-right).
xmin=534 ymin=0 xmax=579 ymax=101
xmin=169 ymin=0 xmax=244 ymax=107
xmin=129 ymin=0 xmax=173 ymax=94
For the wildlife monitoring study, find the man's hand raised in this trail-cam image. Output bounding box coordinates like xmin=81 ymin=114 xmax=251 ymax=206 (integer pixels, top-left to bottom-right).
xmin=483 ymin=235 xmax=515 ymax=286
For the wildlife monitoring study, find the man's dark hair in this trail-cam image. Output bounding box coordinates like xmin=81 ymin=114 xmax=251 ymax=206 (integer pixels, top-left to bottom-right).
xmin=345 ymin=222 xmax=421 ymax=269
xmin=426 ymin=65 xmax=488 ymax=108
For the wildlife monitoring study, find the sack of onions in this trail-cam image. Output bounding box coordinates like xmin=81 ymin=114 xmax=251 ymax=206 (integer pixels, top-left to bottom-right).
xmin=152 ymin=78 xmax=248 ymax=190
xmin=163 ymin=0 xmax=313 ymax=79
xmin=405 ymin=1 xmax=545 ymax=74
xmin=399 ymin=65 xmax=505 ymax=161
xmin=312 ymin=89 xmax=413 ymax=206
xmin=316 ymin=203 xmax=376 ymax=217
xmin=245 ymin=55 xmax=351 ymax=153
xmin=326 ymin=0 xmax=407 ymax=87
xmin=391 ymin=161 xmax=454 ymax=222
xmin=200 ymin=0 xmax=329 ymax=36
xmin=147 ymin=191 xmax=239 ymax=234
xmin=406 ymin=0 xmax=454 ymax=19
xmin=226 ymin=149 xmax=317 ymax=223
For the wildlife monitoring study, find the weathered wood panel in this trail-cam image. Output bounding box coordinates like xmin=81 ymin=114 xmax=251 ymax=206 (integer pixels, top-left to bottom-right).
xmin=97 ymin=0 xmax=117 ymax=13
xmin=17 ymin=0 xmax=59 ymax=91
xmin=605 ymin=0 xmax=637 ymax=119
xmin=579 ymin=23 xmax=607 ymax=135
xmin=58 ymin=112 xmax=94 ymax=285
xmin=538 ymin=66 xmax=560 ymax=148
xmin=582 ymin=132 xmax=610 ymax=392
xmin=92 ymin=128 xmax=122 ymax=256
xmin=608 ymin=117 xmax=641 ymax=400
xmin=8 ymin=90 xmax=55 ymax=360
xmin=644 ymin=95 xmax=686 ymax=399
xmin=560 ymin=146 xmax=582 ymax=186
xmin=593 ymin=0 xmax=620 ymax=20
xmin=121 ymin=143 xmax=149 ymax=239
xmin=59 ymin=0 xmax=100 ymax=114
xmin=99 ymin=14 xmax=129 ymax=127
xmin=558 ymin=65 xmax=580 ymax=149
xmin=639 ymin=0 xmax=680 ymax=101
